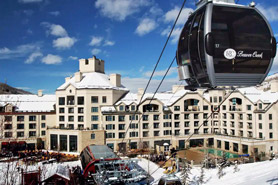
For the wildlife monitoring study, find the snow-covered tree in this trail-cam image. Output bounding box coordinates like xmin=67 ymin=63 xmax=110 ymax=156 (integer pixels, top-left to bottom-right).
xmin=233 ymin=161 xmax=240 ymax=173
xmin=198 ymin=164 xmax=205 ymax=184
xmin=180 ymin=159 xmax=191 ymax=185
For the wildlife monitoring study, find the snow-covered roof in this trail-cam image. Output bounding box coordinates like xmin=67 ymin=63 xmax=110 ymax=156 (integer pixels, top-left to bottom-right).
xmin=238 ymin=87 xmax=278 ymax=104
xmin=115 ymin=93 xmax=137 ymax=105
xmin=101 ymin=106 xmax=116 ymax=113
xmin=57 ymin=72 xmax=129 ymax=91
xmin=0 ymin=94 xmax=55 ymax=112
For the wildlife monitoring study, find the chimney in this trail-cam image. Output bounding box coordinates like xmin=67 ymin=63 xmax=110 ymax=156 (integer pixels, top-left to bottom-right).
xmin=110 ymin=74 xmax=121 ymax=87
xmin=172 ymin=85 xmax=184 ymax=93
xmin=137 ymin=88 xmax=144 ymax=102
xmin=38 ymin=90 xmax=43 ymax=97
xmin=270 ymin=80 xmax=278 ymax=93
xmin=75 ymin=72 xmax=82 ymax=83
xmin=65 ymin=77 xmax=71 ymax=83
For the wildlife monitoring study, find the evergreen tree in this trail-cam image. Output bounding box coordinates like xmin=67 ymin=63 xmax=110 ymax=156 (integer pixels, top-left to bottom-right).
xmin=180 ymin=159 xmax=191 ymax=185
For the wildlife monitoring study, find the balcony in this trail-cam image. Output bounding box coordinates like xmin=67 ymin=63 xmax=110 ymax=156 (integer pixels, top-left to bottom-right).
xmin=184 ymin=105 xmax=200 ymax=111
xmin=229 ymin=106 xmax=242 ymax=111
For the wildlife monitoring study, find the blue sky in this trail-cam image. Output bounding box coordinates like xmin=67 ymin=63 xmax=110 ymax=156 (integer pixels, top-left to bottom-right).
xmin=0 ymin=0 xmax=278 ymax=94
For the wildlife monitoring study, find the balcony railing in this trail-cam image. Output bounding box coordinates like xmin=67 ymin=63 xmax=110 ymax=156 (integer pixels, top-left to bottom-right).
xmin=184 ymin=106 xmax=200 ymax=111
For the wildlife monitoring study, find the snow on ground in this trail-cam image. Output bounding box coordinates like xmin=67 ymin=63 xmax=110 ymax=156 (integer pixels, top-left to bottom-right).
xmin=136 ymin=158 xmax=278 ymax=185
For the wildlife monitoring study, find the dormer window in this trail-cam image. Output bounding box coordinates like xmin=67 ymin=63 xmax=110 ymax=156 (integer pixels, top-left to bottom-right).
xmin=85 ymin=59 xmax=89 ymax=65
xmin=119 ymin=105 xmax=124 ymax=111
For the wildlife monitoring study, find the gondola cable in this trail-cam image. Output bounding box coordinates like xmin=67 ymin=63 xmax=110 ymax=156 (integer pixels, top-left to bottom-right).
xmin=119 ymin=0 xmax=188 ymax=144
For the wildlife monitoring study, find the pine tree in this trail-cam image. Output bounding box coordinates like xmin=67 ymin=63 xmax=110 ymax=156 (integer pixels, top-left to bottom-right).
xmin=180 ymin=159 xmax=191 ymax=185
xmin=233 ymin=161 xmax=240 ymax=173
xmin=198 ymin=164 xmax=205 ymax=184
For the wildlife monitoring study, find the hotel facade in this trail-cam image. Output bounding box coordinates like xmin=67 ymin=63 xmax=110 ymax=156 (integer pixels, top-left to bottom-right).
xmin=0 ymin=56 xmax=278 ymax=157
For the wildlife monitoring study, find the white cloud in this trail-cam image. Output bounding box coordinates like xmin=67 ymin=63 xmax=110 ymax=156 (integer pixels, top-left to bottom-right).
xmin=41 ymin=54 xmax=62 ymax=64
xmin=164 ymin=7 xmax=193 ymax=25
xmin=122 ymin=77 xmax=183 ymax=93
xmin=23 ymin=10 xmax=34 ymax=16
xmin=91 ymin=48 xmax=101 ymax=55
xmin=104 ymin=40 xmax=115 ymax=46
xmin=25 ymin=51 xmax=43 ymax=64
xmin=41 ymin=23 xmax=68 ymax=37
xmin=49 ymin=11 xmax=60 ymax=16
xmin=89 ymin=36 xmax=103 ymax=46
xmin=257 ymin=4 xmax=278 ymax=22
xmin=143 ymin=67 xmax=176 ymax=77
xmin=68 ymin=56 xmax=78 ymax=60
xmin=135 ymin=18 xmax=157 ymax=36
xmin=161 ymin=26 xmax=182 ymax=44
xmin=53 ymin=37 xmax=77 ymax=49
xmin=18 ymin=0 xmax=43 ymax=3
xmin=0 ymin=43 xmax=40 ymax=60
xmin=95 ymin=0 xmax=150 ymax=21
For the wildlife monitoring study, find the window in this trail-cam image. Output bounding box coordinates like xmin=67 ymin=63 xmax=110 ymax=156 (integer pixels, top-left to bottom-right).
xmin=222 ymin=105 xmax=226 ymax=110
xmin=119 ymin=105 xmax=124 ymax=111
xmin=194 ymin=121 xmax=199 ymax=127
xmin=175 ymin=130 xmax=180 ymax=136
xmin=17 ymin=116 xmax=24 ymax=122
xmin=194 ymin=114 xmax=199 ymax=119
xmin=4 ymin=132 xmax=12 ymax=138
xmin=17 ymin=124 xmax=24 ymax=129
xmin=142 ymin=115 xmax=148 ymax=121
xmin=259 ymin=123 xmax=262 ymax=129
xmin=41 ymin=131 xmax=45 ymax=136
xmin=106 ymin=133 xmax=115 ymax=138
xmin=174 ymin=114 xmax=179 ymax=120
xmin=163 ymin=130 xmax=172 ymax=136
xmin=163 ymin=122 xmax=172 ymax=127
xmin=269 ymin=123 xmax=273 ymax=129
xmin=219 ymin=96 xmax=222 ymax=102
xmin=119 ymin=132 xmax=125 ymax=138
xmin=175 ymin=122 xmax=180 ymax=128
xmin=59 ymin=116 xmax=65 ymax=122
xmin=41 ymin=123 xmax=45 ymax=128
xmin=269 ymin=132 xmax=273 ymax=139
xmin=247 ymin=105 xmax=251 ymax=110
xmin=204 ymin=121 xmax=208 ymax=126
xmin=59 ymin=124 xmax=65 ymax=129
xmin=143 ymin=131 xmax=149 ymax=137
xmin=213 ymin=97 xmax=217 ymax=103
xmin=258 ymin=114 xmax=262 ymax=120
xmin=59 ymin=97 xmax=65 ymax=105
xmin=59 ymin=108 xmax=65 ymax=113
xmin=29 ymin=123 xmax=36 ymax=129
xmin=259 ymin=132 xmax=263 ymax=139
xmin=67 ymin=96 xmax=75 ymax=105
xmin=78 ymin=124 xmax=84 ymax=129
xmin=130 ymin=123 xmax=138 ymax=129
xmin=29 ymin=131 xmax=36 ymax=137
xmin=50 ymin=134 xmax=58 ymax=150
xmin=102 ymin=96 xmax=107 ymax=103
xmin=4 ymin=124 xmax=12 ymax=130
xmin=119 ymin=124 xmax=125 ymax=130
xmin=91 ymin=107 xmax=98 ymax=112
xmin=203 ymin=113 xmax=208 ymax=119
xmin=60 ymin=135 xmax=67 ymax=151
xmin=91 ymin=133 xmax=95 ymax=139
xmin=68 ymin=116 xmax=74 ymax=122
xmin=129 ymin=115 xmax=138 ymax=120
xmin=204 ymin=128 xmax=208 ymax=133
xmin=78 ymin=107 xmax=84 ymax=113
xmin=70 ymin=135 xmax=77 ymax=152
xmin=184 ymin=122 xmax=189 ymax=127
xmin=91 ymin=124 xmax=98 ymax=130
xmin=259 ymin=103 xmax=262 ymax=109
xmin=17 ymin=132 xmax=24 ymax=137
xmin=106 ymin=124 xmax=115 ymax=130
xmin=68 ymin=107 xmax=74 ymax=113
xmin=91 ymin=96 xmax=98 ymax=103
xmin=184 ymin=114 xmax=189 ymax=119
xmin=41 ymin=115 xmax=46 ymax=120
xmin=106 ymin=116 xmax=115 ymax=121
xmin=174 ymin=106 xmax=180 ymax=111
xmin=154 ymin=123 xmax=159 ymax=128
xmin=91 ymin=115 xmax=98 ymax=121
xmin=269 ymin=114 xmax=272 ymax=120
xmin=78 ymin=97 xmax=84 ymax=105
xmin=131 ymin=105 xmax=136 ymax=111
xmin=163 ymin=114 xmax=171 ymax=119
xmin=153 ymin=115 xmax=159 ymax=120
xmin=143 ymin=123 xmax=148 ymax=129
xmin=154 ymin=131 xmax=159 ymax=136
xmin=78 ymin=116 xmax=84 ymax=122
xmin=203 ymin=105 xmax=208 ymax=110
xmin=129 ymin=132 xmax=138 ymax=137
xmin=29 ymin=116 xmax=36 ymax=121
xmin=118 ymin=116 xmax=125 ymax=122
xmin=85 ymin=59 xmax=89 ymax=65
xmin=194 ymin=129 xmax=199 ymax=134
xmin=68 ymin=124 xmax=74 ymax=129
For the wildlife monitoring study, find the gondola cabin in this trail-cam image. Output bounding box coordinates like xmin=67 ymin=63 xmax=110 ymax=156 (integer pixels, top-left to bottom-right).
xmin=177 ymin=0 xmax=276 ymax=88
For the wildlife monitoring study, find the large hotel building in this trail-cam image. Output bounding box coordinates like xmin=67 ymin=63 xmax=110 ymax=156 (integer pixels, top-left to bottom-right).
xmin=0 ymin=56 xmax=278 ymax=157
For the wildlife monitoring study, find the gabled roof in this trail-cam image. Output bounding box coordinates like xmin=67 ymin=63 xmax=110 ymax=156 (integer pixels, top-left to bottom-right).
xmin=0 ymin=94 xmax=55 ymax=112
xmin=57 ymin=72 xmax=128 ymax=91
xmin=238 ymin=87 xmax=278 ymax=104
